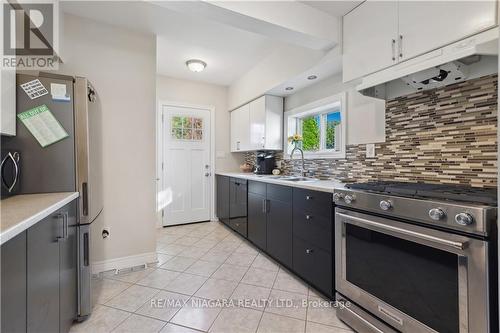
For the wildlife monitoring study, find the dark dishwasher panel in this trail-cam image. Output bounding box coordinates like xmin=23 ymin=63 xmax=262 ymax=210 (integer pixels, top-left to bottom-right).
xmin=230 ymin=178 xmax=247 ymax=237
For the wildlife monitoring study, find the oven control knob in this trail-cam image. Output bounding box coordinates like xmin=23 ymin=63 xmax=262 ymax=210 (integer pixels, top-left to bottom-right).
xmin=344 ymin=194 xmax=355 ymax=204
xmin=455 ymin=213 xmax=474 ymax=226
xmin=429 ymin=208 xmax=446 ymax=221
xmin=379 ymin=200 xmax=392 ymax=211
xmin=333 ymin=193 xmax=344 ymax=202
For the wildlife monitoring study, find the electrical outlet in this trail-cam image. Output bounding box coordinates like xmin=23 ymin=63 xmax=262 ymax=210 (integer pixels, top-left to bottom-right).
xmin=366 ymin=144 xmax=376 ymax=158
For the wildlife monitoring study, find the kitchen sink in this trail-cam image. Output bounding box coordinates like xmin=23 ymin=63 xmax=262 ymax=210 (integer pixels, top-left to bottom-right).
xmin=280 ymin=176 xmax=319 ymax=182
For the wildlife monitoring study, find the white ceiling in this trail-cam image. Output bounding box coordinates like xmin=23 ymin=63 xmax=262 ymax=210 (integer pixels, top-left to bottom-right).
xmin=300 ymin=1 xmax=362 ymax=17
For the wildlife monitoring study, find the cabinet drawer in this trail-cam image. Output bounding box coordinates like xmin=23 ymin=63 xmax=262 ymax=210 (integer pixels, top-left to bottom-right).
xmin=267 ymin=184 xmax=292 ymax=202
xmin=249 ymin=180 xmax=266 ymax=195
xmin=293 ymin=211 xmax=332 ymax=253
xmin=293 ymin=188 xmax=332 ymax=218
xmin=293 ymin=236 xmax=333 ymax=298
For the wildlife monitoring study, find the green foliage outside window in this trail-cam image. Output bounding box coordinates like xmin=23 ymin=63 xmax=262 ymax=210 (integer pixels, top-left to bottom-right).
xmin=301 ymin=116 xmax=320 ymax=151
xmin=326 ymin=120 xmax=340 ymax=149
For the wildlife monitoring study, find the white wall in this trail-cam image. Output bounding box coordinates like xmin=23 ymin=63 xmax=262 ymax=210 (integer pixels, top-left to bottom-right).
xmin=157 ymin=75 xmax=244 ymax=172
xmin=285 ymin=74 xmax=386 ymax=144
xmin=60 ymin=14 xmax=157 ymax=270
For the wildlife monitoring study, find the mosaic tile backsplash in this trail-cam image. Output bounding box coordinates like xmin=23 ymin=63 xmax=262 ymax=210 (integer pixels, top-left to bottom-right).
xmin=244 ymin=74 xmax=498 ymax=188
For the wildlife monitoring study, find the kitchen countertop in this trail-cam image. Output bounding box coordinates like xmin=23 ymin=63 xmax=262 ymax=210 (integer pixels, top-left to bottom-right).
xmin=1 ymin=192 xmax=79 ymax=245
xmin=216 ymin=172 xmax=347 ymax=193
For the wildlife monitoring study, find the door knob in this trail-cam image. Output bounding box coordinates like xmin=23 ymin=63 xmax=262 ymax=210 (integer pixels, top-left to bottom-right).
xmin=205 ymin=172 xmax=211 ymax=177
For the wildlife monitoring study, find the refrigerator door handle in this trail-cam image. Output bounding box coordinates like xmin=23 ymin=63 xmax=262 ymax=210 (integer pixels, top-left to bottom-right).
xmin=82 ymin=182 xmax=88 ymax=216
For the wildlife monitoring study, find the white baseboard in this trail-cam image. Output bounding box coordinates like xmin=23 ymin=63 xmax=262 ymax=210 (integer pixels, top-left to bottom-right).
xmin=92 ymin=252 xmax=158 ymax=274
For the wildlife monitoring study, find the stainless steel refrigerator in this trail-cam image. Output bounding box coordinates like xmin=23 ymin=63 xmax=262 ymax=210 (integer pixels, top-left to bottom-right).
xmin=2 ymin=72 xmax=103 ymax=320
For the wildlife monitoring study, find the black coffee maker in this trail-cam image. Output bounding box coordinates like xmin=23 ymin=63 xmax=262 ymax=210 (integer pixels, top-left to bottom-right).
xmin=255 ymin=152 xmax=275 ymax=175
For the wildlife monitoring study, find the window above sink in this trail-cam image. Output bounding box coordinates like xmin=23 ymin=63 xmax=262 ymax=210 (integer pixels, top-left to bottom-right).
xmin=284 ymin=92 xmax=346 ymax=159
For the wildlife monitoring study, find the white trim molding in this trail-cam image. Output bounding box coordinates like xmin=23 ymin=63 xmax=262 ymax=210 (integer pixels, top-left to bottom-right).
xmin=284 ymin=92 xmax=347 ymax=160
xmin=92 ymin=252 xmax=157 ymax=274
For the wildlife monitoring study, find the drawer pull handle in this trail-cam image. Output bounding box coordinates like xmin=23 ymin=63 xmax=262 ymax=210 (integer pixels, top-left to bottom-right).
xmin=306 ymin=195 xmax=313 ymax=200
xmin=305 ymin=249 xmax=313 ymax=254
xmin=306 ymin=215 xmax=312 ymax=220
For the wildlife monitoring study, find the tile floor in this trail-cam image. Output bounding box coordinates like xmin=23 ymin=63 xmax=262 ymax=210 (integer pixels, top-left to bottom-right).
xmin=71 ymin=221 xmax=354 ymax=333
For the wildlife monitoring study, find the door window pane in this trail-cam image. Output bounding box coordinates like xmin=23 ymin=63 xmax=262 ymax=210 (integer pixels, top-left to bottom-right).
xmin=171 ymin=116 xmax=203 ymax=141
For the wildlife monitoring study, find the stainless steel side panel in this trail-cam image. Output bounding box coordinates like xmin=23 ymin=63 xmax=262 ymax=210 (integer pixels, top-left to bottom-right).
xmin=74 ymin=77 xmax=103 ymax=224
xmin=335 ymin=208 xmax=491 ymax=333
xmin=77 ymin=224 xmax=91 ymax=320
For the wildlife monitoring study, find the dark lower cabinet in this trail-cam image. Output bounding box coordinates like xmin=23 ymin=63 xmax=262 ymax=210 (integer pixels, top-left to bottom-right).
xmin=2 ymin=198 xmax=78 ymax=333
xmin=248 ymin=191 xmax=267 ymax=250
xmin=293 ymin=235 xmax=333 ymax=297
xmin=216 ymin=175 xmax=230 ymax=226
xmin=266 ymin=185 xmax=292 ymax=268
xmin=229 ymin=178 xmax=247 ymax=237
xmin=1 ymin=231 xmax=27 ymax=333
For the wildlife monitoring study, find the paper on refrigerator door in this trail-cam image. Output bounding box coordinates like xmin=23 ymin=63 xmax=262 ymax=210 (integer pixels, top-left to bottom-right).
xmin=50 ymin=83 xmax=71 ymax=101
xmin=20 ymin=79 xmax=49 ymax=99
xmin=17 ymin=104 xmax=69 ymax=148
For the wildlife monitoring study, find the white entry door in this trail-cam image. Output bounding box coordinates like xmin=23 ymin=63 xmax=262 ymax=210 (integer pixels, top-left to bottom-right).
xmin=162 ymin=105 xmax=212 ymax=226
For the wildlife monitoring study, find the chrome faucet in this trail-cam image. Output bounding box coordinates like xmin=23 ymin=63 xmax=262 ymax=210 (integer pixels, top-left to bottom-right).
xmin=290 ymin=145 xmax=307 ymax=177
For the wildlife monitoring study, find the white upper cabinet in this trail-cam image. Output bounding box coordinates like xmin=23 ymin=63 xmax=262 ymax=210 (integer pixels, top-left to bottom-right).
xmin=343 ymin=1 xmax=399 ymax=82
xmin=398 ymin=1 xmax=497 ymax=61
xmin=231 ymin=95 xmax=283 ymax=152
xmin=343 ymin=0 xmax=498 ymax=82
xmin=1 ymin=69 xmax=16 ymax=136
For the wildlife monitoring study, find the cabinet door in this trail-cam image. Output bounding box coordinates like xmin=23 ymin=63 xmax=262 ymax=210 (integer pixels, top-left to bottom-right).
xmin=248 ymin=192 xmax=267 ymax=250
xmin=398 ymin=1 xmax=497 ymax=61
xmin=59 ymin=201 xmax=78 ymax=333
xmin=230 ymin=105 xmax=250 ymax=152
xmin=1 ymin=232 xmax=27 ymax=333
xmin=266 ymin=196 xmax=293 ymax=268
xmin=0 ymin=68 xmax=16 ymax=136
xmin=343 ymin=1 xmax=398 ymax=82
xmin=230 ymin=178 xmax=248 ymax=237
xmin=27 ymin=213 xmax=63 ymax=333
xmin=249 ymin=96 xmax=266 ymax=150
xmin=217 ymin=175 xmax=230 ymax=226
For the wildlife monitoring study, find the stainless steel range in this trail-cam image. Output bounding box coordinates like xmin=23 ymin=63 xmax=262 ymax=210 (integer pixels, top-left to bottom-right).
xmin=333 ymin=182 xmax=497 ymax=333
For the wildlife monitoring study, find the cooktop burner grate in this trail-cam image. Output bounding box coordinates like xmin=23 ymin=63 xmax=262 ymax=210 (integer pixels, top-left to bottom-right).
xmin=345 ymin=181 xmax=497 ymax=205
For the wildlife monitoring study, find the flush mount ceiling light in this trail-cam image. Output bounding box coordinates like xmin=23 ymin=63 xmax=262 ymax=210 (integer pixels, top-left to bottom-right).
xmin=285 ymin=87 xmax=294 ymax=91
xmin=307 ymin=75 xmax=318 ymax=80
xmin=186 ymin=59 xmax=207 ymax=72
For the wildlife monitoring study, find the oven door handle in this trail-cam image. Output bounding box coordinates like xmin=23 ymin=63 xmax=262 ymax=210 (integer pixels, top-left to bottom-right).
xmin=337 ymin=212 xmax=467 ymax=251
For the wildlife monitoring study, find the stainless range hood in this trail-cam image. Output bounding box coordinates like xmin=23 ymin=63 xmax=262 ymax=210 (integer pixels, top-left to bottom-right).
xmin=357 ymin=27 xmax=499 ymax=99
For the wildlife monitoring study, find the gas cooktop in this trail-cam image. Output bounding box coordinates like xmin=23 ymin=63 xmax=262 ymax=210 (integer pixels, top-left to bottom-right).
xmin=345 ymin=181 xmax=497 ymax=206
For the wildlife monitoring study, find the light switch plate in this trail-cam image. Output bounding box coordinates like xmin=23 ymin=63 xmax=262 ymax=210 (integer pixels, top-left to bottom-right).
xmin=366 ymin=144 xmax=375 ymax=158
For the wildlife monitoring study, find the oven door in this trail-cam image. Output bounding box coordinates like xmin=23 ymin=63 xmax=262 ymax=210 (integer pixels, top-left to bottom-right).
xmin=335 ymin=208 xmax=490 ymax=333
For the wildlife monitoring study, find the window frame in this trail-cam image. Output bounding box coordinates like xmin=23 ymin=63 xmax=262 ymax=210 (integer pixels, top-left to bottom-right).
xmin=284 ymin=92 xmax=346 ymax=159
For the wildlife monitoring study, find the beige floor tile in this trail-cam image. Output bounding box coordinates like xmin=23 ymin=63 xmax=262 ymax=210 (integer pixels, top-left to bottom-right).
xmin=200 ymin=250 xmax=231 ymax=264
xmin=184 ymin=260 xmax=221 ymax=277
xmin=105 ymin=285 xmax=159 ymax=312
xmin=265 ymin=289 xmax=308 ymax=320
xmin=157 ymin=234 xmax=182 ymax=244
xmin=170 ymin=297 xmax=222 ymax=331
xmin=251 ymin=254 xmax=279 ymax=272
xmin=230 ymin=283 xmax=271 ymax=310
xmin=179 ymin=246 xmax=209 ymax=259
xmin=225 ymin=252 xmax=257 ymax=267
xmin=158 ymin=244 xmax=189 ymax=256
xmin=192 ymin=238 xmax=218 ymax=249
xmin=136 ymin=290 xmax=190 ymax=321
xmin=273 ymin=269 xmax=308 ymax=295
xmin=174 ymin=236 xmax=202 ymax=246
xmin=234 ymin=242 xmax=259 ymax=256
xmin=211 ymin=242 xmax=239 ymax=252
xmin=70 ymin=305 xmax=130 ymax=333
xmin=154 ymin=254 xmax=175 ymax=267
xmin=241 ymin=267 xmax=277 ymax=288
xmin=209 ymin=307 xmax=263 ymax=333
xmin=306 ymin=298 xmax=351 ymax=330
xmin=107 ymin=268 xmax=156 ymax=284
xmin=211 ymin=263 xmax=249 ymax=282
xmin=92 ymin=278 xmax=132 ymax=305
xmin=164 ymin=272 xmax=208 ymax=295
xmin=257 ymin=312 xmax=306 ymax=333
xmin=305 ymin=321 xmax=353 ymax=333
xmin=112 ymin=314 xmax=166 ymax=332
xmin=136 ymin=269 xmax=181 ymax=289
xmin=195 ymin=278 xmax=238 ymax=300
xmin=159 ymin=256 xmax=196 ymax=272
xmin=160 ymin=323 xmax=203 ymax=333
xmin=204 ymin=233 xmax=229 ymax=241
